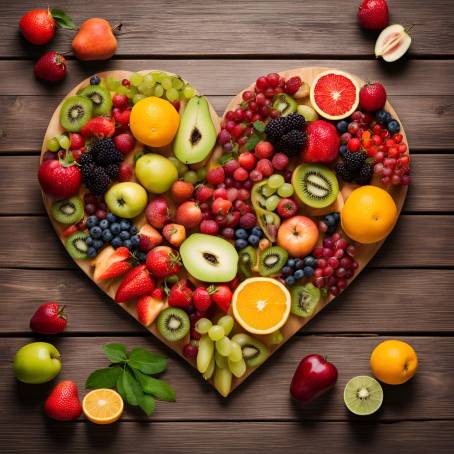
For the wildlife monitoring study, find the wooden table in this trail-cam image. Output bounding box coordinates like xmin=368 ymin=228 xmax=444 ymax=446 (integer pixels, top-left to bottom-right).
xmin=1 ymin=1 xmax=454 ymax=452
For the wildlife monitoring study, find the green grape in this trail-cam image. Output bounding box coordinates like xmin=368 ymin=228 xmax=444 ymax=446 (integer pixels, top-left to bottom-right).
xmin=106 ymin=76 xmax=120 ymax=91
xmin=208 ymin=325 xmax=225 ymax=342
xmin=261 ymin=184 xmax=276 ymax=197
xmin=153 ymin=72 xmax=167 ymax=83
xmin=168 ymin=157 xmax=188 ymax=176
xmin=138 ymin=82 xmax=154 ymax=96
xmin=154 ymin=84 xmax=164 ymax=98
xmin=117 ymin=85 xmax=129 ymax=96
xmin=195 ymin=318 xmax=212 ymax=334
xmin=166 ymin=88 xmax=179 ymax=102
xmin=183 ymin=85 xmax=196 ymax=99
xmin=196 ymin=167 xmax=207 ymax=182
xmin=172 ymin=77 xmax=184 ymax=90
xmin=197 ymin=335 xmax=214 ymax=374
xmin=215 ymin=336 xmax=232 ymax=357
xmin=57 ymin=134 xmax=70 ymax=150
xmin=143 ymin=73 xmax=156 ymax=85
xmin=214 ymin=365 xmax=232 ymax=397
xmin=265 ymin=195 xmax=281 ymax=211
xmin=47 ymin=137 xmax=60 ymax=152
xmin=265 ymin=213 xmax=275 ymax=225
xmin=277 ymin=183 xmax=294 ymax=198
xmin=179 ymin=164 xmax=189 ymax=175
xmin=133 ymin=94 xmax=146 ymax=104
xmin=228 ymin=357 xmax=247 ymax=378
xmin=268 ymin=174 xmax=285 ymax=189
xmin=215 ymin=351 xmax=228 ymax=369
xmin=202 ymin=355 xmax=215 ymax=380
xmin=161 ymin=78 xmax=173 ymax=90
xmin=127 ymin=86 xmax=138 ymax=99
xmin=263 ymin=330 xmax=284 ymax=346
xmin=183 ymin=170 xmax=198 ymax=184
xmin=130 ymin=73 xmax=144 ymax=87
xmin=217 ymin=315 xmax=234 ymax=336
xmin=228 ymin=341 xmax=243 ymax=362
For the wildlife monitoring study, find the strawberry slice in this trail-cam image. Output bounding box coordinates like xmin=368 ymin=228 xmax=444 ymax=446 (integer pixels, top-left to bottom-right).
xmin=81 ymin=117 xmax=115 ymax=138
xmin=138 ymin=224 xmax=163 ymax=252
xmin=93 ymin=246 xmax=132 ymax=281
xmin=115 ymin=264 xmax=155 ymax=303
xmin=136 ymin=295 xmax=165 ymax=326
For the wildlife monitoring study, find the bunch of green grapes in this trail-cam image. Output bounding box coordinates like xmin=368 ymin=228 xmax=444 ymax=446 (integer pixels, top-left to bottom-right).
xmin=168 ymin=156 xmax=207 ymax=183
xmin=46 ymin=133 xmax=70 ymax=152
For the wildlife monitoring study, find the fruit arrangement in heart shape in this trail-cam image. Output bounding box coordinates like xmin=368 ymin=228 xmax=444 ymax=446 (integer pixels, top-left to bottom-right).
xmin=39 ymin=67 xmax=409 ymax=396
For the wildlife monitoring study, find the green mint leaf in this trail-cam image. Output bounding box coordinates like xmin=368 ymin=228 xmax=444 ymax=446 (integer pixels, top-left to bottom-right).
xmin=365 ymin=157 xmax=375 ymax=164
xmin=128 ymin=348 xmax=167 ymax=375
xmin=85 ymin=367 xmax=121 ymax=389
xmin=253 ymin=121 xmax=266 ymax=132
xmin=133 ymin=369 xmax=176 ymax=402
xmin=103 ymin=343 xmax=128 ymax=363
xmin=116 ymin=370 xmax=127 ymax=400
xmin=139 ymin=395 xmax=156 ymax=416
xmin=122 ymin=368 xmax=144 ymax=406
xmin=51 ymin=9 xmax=77 ymax=30
xmin=244 ymin=133 xmax=261 ymax=151
xmin=218 ymin=152 xmax=235 ymax=166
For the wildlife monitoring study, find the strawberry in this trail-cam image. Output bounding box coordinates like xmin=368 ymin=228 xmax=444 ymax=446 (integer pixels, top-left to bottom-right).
xmin=44 ymin=381 xmax=82 ymax=421
xmin=359 ymin=82 xmax=387 ymax=112
xmin=138 ymin=224 xmax=163 ymax=251
xmin=302 ymin=120 xmax=340 ymax=164
xmin=146 ymin=246 xmax=181 ymax=278
xmin=93 ymin=246 xmax=132 ymax=281
xmin=30 ymin=302 xmax=67 ymax=334
xmin=113 ymin=108 xmax=131 ymax=132
xmin=113 ymin=133 xmax=135 ymax=155
xmin=193 ymin=287 xmax=212 ymax=314
xmin=162 ymin=223 xmax=186 ymax=247
xmin=145 ymin=196 xmax=172 ymax=229
xmin=210 ymin=285 xmax=232 ymax=313
xmin=168 ymin=279 xmax=193 ymax=309
xmin=277 ymin=198 xmax=298 ymax=219
xmin=175 ymin=201 xmax=202 ymax=229
xmin=194 ymin=185 xmax=214 ymax=203
xmin=80 ymin=117 xmax=115 ymax=138
xmin=19 ymin=9 xmax=56 ymax=45
xmin=358 ymin=0 xmax=389 ymax=30
xmin=38 ymin=151 xmax=81 ymax=198
xmin=136 ymin=295 xmax=164 ymax=326
xmin=62 ymin=224 xmax=79 ymax=238
xmin=34 ymin=51 xmax=67 ymax=83
xmin=151 ymin=287 xmax=165 ymax=300
xmin=115 ymin=264 xmax=155 ymax=303
xmin=171 ymin=180 xmax=194 ymax=204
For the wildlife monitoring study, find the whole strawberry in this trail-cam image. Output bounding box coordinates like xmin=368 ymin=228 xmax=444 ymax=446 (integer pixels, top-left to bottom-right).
xmin=19 ymin=9 xmax=56 ymax=45
xmin=210 ymin=285 xmax=232 ymax=313
xmin=193 ymin=287 xmax=212 ymax=314
xmin=145 ymin=196 xmax=172 ymax=229
xmin=359 ymin=82 xmax=387 ymax=111
xmin=168 ymin=279 xmax=192 ymax=309
xmin=34 ymin=51 xmax=67 ymax=83
xmin=30 ymin=302 xmax=67 ymax=334
xmin=44 ymin=380 xmax=82 ymax=421
xmin=80 ymin=117 xmax=115 ymax=138
xmin=146 ymin=246 xmax=181 ymax=278
xmin=358 ymin=0 xmax=389 ymax=30
xmin=115 ymin=264 xmax=155 ymax=303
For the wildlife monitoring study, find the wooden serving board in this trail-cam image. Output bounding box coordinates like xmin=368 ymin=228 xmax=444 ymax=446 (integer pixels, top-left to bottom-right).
xmin=40 ymin=67 xmax=408 ymax=395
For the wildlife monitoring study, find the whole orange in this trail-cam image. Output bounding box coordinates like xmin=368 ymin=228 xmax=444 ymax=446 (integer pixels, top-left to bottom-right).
xmin=341 ymin=185 xmax=397 ymax=244
xmin=130 ymin=97 xmax=179 ymax=147
xmin=370 ymin=340 xmax=418 ymax=385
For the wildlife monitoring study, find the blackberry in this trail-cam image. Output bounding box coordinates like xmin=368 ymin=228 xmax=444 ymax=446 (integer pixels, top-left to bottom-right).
xmin=265 ymin=117 xmax=287 ymax=141
xmin=355 ymin=163 xmax=374 ymax=185
xmin=81 ymin=162 xmax=97 ymax=183
xmin=85 ymin=167 xmax=111 ymax=195
xmin=79 ymin=152 xmax=93 ymax=167
xmin=283 ymin=113 xmax=305 ymax=131
xmin=344 ymin=151 xmax=366 ymax=172
xmin=91 ymin=139 xmax=123 ymax=166
xmin=105 ymin=163 xmax=119 ymax=179
xmin=335 ymin=162 xmax=354 ymax=182
xmin=277 ymin=129 xmax=307 ymax=156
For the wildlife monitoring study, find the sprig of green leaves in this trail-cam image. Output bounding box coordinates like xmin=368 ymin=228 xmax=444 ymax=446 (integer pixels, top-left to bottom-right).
xmin=244 ymin=121 xmax=266 ymax=151
xmin=85 ymin=343 xmax=176 ymax=416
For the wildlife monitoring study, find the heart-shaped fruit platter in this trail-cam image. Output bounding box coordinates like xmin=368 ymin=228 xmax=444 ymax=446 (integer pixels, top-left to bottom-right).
xmin=39 ymin=67 xmax=409 ymax=397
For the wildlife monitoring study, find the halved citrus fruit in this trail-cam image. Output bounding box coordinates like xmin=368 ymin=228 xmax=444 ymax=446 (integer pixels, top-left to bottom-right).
xmin=310 ymin=70 xmax=360 ymax=120
xmin=232 ymin=277 xmax=291 ymax=335
xmin=82 ymin=388 xmax=124 ymax=424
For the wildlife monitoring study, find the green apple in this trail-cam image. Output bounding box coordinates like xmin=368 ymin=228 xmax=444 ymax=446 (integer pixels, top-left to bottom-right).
xmin=14 ymin=342 xmax=61 ymax=384
xmin=105 ymin=182 xmax=148 ymax=219
xmin=135 ymin=153 xmax=178 ymax=193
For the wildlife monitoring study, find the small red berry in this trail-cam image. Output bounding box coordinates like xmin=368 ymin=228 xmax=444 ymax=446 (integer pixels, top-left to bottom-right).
xmin=207 ymin=167 xmax=225 ymax=185
xmin=255 ymin=141 xmax=274 ymax=159
xmin=256 ymin=158 xmax=273 ymax=177
xmin=238 ymin=152 xmax=256 ymax=170
xmin=233 ymin=167 xmax=249 ymax=182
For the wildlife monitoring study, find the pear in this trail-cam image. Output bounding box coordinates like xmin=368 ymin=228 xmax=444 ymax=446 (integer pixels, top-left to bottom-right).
xmin=375 ymin=24 xmax=412 ymax=62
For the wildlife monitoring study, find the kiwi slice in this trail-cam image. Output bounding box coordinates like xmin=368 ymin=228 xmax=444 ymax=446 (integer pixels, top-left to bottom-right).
xmin=291 ymin=283 xmax=320 ymax=317
xmin=79 ymin=85 xmax=113 ymax=116
xmin=60 ymin=95 xmax=93 ymax=132
xmin=258 ymin=246 xmax=288 ymax=277
xmin=65 ymin=231 xmax=89 ymax=260
xmin=257 ymin=208 xmax=281 ymax=242
xmin=231 ymin=333 xmax=268 ymax=368
xmin=344 ymin=376 xmax=384 ymax=416
xmin=157 ymin=307 xmax=189 ymax=342
xmin=238 ymin=246 xmax=257 ymax=277
xmin=51 ymin=196 xmax=84 ymax=224
xmin=272 ymin=93 xmax=297 ymax=116
xmin=292 ymin=163 xmax=339 ymax=209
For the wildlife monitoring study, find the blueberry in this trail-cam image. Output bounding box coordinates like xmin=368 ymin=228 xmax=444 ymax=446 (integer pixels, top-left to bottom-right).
xmin=294 ymin=269 xmax=304 ymax=280
xmin=325 ymin=214 xmax=335 ymax=226
xmin=90 ymin=75 xmax=101 ymax=85
xmin=120 ymin=220 xmax=131 ymax=231
xmin=294 ymin=259 xmax=304 ymax=269
xmin=235 ymin=228 xmax=248 ymax=239
xmin=387 ymin=120 xmax=401 ymax=135
xmin=130 ymin=235 xmax=140 ymax=247
xmin=85 ymin=236 xmax=94 ymax=247
xmin=251 ymin=226 xmax=263 ymax=238
xmin=303 ymin=266 xmax=314 ymax=277
xmin=102 ymin=229 xmax=113 ymax=242
xmin=248 ymin=235 xmax=259 ymax=246
xmin=235 ymin=239 xmax=248 ymax=249
xmin=87 ymin=216 xmax=98 ymax=228
xmin=282 ymin=266 xmax=293 ymax=276
xmin=123 ymin=239 xmax=132 ymax=249
xmin=111 ymin=236 xmax=122 ymax=248
xmin=336 ymin=120 xmax=348 ymax=134
xmin=119 ymin=230 xmax=130 ymax=240
xmin=99 ymin=219 xmax=109 ymax=230
xmin=332 ymin=212 xmax=340 ymax=222
xmin=90 ymin=226 xmax=102 ymax=238
xmin=130 ymin=225 xmax=138 ymax=235
xmin=376 ymin=110 xmax=391 ymax=125
xmin=285 ymin=276 xmax=296 ymax=286
xmin=303 ymin=256 xmax=316 ymax=267
xmin=87 ymin=247 xmax=98 ymax=258
xmin=287 ymin=258 xmax=296 ymax=268
xmin=137 ymin=251 xmax=147 ymax=262
xmin=339 ymin=144 xmax=348 ymax=158
xmin=93 ymin=239 xmax=104 ymax=250
xmin=110 ymin=223 xmax=121 ymax=234
xmin=106 ymin=213 xmax=117 ymax=223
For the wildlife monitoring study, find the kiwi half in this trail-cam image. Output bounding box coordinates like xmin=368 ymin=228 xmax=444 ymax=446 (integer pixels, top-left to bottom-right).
xmin=291 ymin=283 xmax=320 ymax=317
xmin=258 ymin=246 xmax=288 ymax=277
xmin=272 ymin=93 xmax=297 ymax=116
xmin=79 ymin=85 xmax=113 ymax=116
xmin=51 ymin=196 xmax=84 ymax=224
xmin=238 ymin=246 xmax=257 ymax=277
xmin=60 ymin=95 xmax=93 ymax=132
xmin=231 ymin=333 xmax=268 ymax=368
xmin=292 ymin=163 xmax=339 ymax=208
xmin=65 ymin=231 xmax=89 ymax=260
xmin=344 ymin=375 xmax=383 ymax=416
xmin=157 ymin=307 xmax=189 ymax=342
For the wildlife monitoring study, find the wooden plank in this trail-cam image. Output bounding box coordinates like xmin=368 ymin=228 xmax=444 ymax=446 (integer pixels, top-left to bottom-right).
xmin=1 ymin=1 xmax=454 ymax=57
xmin=2 ymin=336 xmax=454 ymax=421
xmin=2 ymin=60 xmax=454 ymax=96
xmin=1 ymin=95 xmax=453 ymax=153
xmin=0 ymin=215 xmax=451 ymax=269
xmin=2 ymin=421 xmax=454 ymax=454
xmin=1 ymin=268 xmax=453 ymax=334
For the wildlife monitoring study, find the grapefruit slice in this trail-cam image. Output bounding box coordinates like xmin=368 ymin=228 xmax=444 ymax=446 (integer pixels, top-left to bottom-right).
xmin=310 ymin=70 xmax=360 ymax=120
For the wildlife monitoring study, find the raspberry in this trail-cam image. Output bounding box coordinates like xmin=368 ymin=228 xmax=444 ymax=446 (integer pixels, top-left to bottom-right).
xmin=239 ymin=212 xmax=257 ymax=229
xmin=200 ymin=220 xmax=219 ymax=235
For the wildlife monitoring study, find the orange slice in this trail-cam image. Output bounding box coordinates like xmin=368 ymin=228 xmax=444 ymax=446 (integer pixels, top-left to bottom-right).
xmin=232 ymin=277 xmax=291 ymax=335
xmin=82 ymin=388 xmax=124 ymax=424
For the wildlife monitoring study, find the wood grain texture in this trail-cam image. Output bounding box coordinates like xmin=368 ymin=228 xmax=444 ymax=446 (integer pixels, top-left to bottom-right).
xmin=2 ymin=1 xmax=454 ymax=57
xmin=1 ymin=268 xmax=453 ymax=334
xmin=2 ymin=336 xmax=454 ymax=421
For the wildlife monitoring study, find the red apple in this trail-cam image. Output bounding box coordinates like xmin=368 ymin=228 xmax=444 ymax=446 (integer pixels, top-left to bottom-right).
xmin=290 ymin=354 xmax=338 ymax=403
